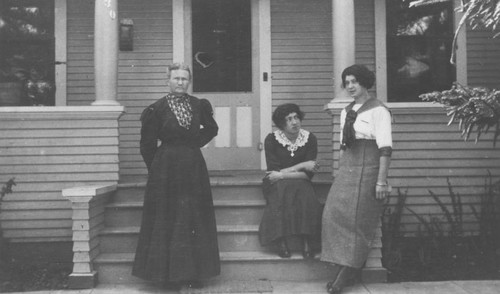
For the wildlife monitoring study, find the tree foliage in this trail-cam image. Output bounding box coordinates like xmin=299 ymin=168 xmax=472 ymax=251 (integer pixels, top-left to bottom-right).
xmin=410 ymin=0 xmax=500 ymax=63
xmin=420 ymin=83 xmax=500 ymax=146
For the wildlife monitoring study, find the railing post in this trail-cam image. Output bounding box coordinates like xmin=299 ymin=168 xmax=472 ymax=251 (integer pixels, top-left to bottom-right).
xmin=62 ymin=185 xmax=116 ymax=289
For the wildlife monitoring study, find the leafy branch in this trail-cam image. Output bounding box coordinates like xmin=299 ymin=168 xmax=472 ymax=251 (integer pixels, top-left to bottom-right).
xmin=0 ymin=178 xmax=16 ymax=204
xmin=410 ymin=0 xmax=500 ymax=63
xmin=420 ymin=83 xmax=500 ymax=146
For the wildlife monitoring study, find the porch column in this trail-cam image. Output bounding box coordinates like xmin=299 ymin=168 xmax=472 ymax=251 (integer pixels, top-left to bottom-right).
xmin=331 ymin=0 xmax=355 ymax=101
xmin=92 ymin=0 xmax=120 ymax=106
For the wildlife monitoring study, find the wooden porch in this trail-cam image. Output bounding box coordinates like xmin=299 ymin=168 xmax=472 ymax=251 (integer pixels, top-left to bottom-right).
xmin=62 ymin=170 xmax=386 ymax=288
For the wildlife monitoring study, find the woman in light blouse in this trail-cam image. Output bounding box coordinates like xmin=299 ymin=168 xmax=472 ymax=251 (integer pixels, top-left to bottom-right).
xmin=321 ymin=64 xmax=392 ymax=294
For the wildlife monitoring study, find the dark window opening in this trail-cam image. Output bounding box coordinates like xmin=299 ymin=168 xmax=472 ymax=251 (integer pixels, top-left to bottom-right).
xmin=192 ymin=0 xmax=252 ymax=93
xmin=386 ymin=0 xmax=455 ymax=102
xmin=0 ymin=0 xmax=55 ymax=106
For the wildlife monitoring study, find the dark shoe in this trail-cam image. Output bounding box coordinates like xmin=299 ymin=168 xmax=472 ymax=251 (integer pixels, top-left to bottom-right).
xmin=302 ymin=238 xmax=314 ymax=259
xmin=326 ymin=266 xmax=355 ymax=294
xmin=277 ymin=239 xmax=291 ymax=258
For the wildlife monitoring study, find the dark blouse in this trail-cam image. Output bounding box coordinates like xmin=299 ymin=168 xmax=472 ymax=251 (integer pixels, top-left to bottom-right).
xmin=264 ymin=130 xmax=318 ymax=179
xmin=139 ymin=95 xmax=218 ymax=170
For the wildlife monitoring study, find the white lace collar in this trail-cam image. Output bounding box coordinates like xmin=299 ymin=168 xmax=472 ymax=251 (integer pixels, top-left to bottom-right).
xmin=274 ymin=129 xmax=310 ymax=157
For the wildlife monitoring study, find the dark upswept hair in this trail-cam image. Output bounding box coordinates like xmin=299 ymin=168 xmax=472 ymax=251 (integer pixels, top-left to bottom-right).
xmin=167 ymin=62 xmax=191 ymax=80
xmin=272 ymin=103 xmax=305 ymax=129
xmin=341 ymin=64 xmax=375 ymax=89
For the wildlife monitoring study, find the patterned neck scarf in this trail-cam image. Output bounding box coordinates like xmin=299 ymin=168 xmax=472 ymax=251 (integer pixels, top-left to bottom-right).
xmin=342 ymin=109 xmax=357 ymax=149
xmin=166 ymin=93 xmax=192 ymax=129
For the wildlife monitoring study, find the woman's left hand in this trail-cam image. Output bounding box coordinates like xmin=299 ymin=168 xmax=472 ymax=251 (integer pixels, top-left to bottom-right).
xmin=375 ymin=184 xmax=391 ymax=200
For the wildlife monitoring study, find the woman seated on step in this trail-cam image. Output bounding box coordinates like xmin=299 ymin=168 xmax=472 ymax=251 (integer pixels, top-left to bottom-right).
xmin=259 ymin=103 xmax=322 ymax=259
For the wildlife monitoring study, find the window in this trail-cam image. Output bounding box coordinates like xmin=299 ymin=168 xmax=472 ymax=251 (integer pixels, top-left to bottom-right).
xmin=0 ymin=0 xmax=55 ymax=106
xmin=191 ymin=0 xmax=252 ymax=93
xmin=386 ymin=0 xmax=455 ymax=102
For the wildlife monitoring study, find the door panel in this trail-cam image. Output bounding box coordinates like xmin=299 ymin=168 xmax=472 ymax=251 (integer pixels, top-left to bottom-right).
xmin=188 ymin=0 xmax=261 ymax=171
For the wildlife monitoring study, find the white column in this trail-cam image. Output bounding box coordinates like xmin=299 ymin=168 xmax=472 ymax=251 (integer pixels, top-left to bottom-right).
xmin=54 ymin=0 xmax=67 ymax=106
xmin=331 ymin=0 xmax=355 ymax=101
xmin=92 ymin=0 xmax=120 ymax=106
xmin=172 ymin=0 xmax=185 ymax=63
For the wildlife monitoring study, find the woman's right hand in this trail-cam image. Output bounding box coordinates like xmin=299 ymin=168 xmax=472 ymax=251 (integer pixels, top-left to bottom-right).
xmin=265 ymin=171 xmax=284 ymax=184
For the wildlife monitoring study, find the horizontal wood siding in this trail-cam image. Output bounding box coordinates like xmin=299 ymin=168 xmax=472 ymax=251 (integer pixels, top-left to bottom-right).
xmin=330 ymin=106 xmax=500 ymax=235
xmin=66 ymin=0 xmax=172 ymax=181
xmin=118 ymin=0 xmax=172 ymax=181
xmin=466 ymin=27 xmax=500 ymax=89
xmin=271 ymin=0 xmax=334 ymax=172
xmin=67 ymin=0 xmax=94 ymax=105
xmin=0 ymin=109 xmax=122 ymax=242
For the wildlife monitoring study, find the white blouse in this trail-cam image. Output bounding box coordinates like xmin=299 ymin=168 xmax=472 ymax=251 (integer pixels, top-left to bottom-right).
xmin=340 ymin=104 xmax=393 ymax=148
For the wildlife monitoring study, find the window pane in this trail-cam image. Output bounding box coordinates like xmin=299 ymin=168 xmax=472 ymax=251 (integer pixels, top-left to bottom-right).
xmin=192 ymin=0 xmax=252 ymax=93
xmin=386 ymin=0 xmax=455 ymax=102
xmin=0 ymin=0 xmax=55 ymax=106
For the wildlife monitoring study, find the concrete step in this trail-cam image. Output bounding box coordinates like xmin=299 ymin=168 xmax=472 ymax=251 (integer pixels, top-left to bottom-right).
xmin=104 ymin=199 xmax=266 ymax=227
xmin=99 ymin=225 xmax=346 ymax=253
xmin=94 ymin=251 xmax=384 ymax=284
xmin=94 ymin=251 xmax=332 ymax=284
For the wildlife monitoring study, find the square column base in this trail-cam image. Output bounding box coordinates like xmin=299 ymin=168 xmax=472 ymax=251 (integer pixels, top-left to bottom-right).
xmin=68 ymin=271 xmax=98 ymax=289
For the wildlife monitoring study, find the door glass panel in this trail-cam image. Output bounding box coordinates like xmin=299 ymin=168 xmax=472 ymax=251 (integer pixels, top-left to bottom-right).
xmin=386 ymin=0 xmax=455 ymax=102
xmin=192 ymin=0 xmax=252 ymax=93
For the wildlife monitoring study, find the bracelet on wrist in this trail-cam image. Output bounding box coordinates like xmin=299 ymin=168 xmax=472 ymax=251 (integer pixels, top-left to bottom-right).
xmin=376 ymin=182 xmax=388 ymax=186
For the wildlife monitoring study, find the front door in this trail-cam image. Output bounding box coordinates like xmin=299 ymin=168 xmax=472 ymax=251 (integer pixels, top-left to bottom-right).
xmin=185 ymin=0 xmax=262 ymax=171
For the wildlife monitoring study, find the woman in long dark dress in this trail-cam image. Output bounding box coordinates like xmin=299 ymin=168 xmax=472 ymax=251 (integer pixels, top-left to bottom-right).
xmin=132 ymin=63 xmax=220 ymax=290
xmin=259 ymin=103 xmax=322 ymax=259
xmin=321 ymin=65 xmax=392 ymax=294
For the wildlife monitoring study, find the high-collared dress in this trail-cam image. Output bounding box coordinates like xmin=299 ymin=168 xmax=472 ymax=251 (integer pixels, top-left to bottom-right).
xmin=132 ymin=94 xmax=220 ymax=283
xmin=321 ymin=98 xmax=392 ymax=268
xmin=259 ymin=129 xmax=322 ymax=246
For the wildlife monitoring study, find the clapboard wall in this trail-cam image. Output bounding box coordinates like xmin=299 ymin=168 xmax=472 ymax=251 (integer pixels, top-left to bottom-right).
xmin=466 ymin=27 xmax=500 ymax=89
xmin=329 ymin=104 xmax=500 ymax=235
xmin=115 ymin=0 xmax=172 ymax=181
xmin=0 ymin=107 xmax=122 ymax=242
xmin=270 ymin=0 xmax=334 ymax=171
xmin=66 ymin=0 xmax=172 ymax=182
xmin=270 ymin=0 xmax=377 ymax=173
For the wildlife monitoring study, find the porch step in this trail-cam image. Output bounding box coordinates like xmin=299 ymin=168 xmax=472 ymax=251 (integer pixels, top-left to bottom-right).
xmin=99 ymin=225 xmax=382 ymax=254
xmin=104 ymin=199 xmax=266 ymax=227
xmin=112 ymin=184 xmax=266 ymax=203
xmin=99 ymin=225 xmax=264 ymax=253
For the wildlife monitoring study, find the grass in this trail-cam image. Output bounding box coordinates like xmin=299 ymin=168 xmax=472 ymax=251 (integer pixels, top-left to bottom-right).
xmin=382 ymin=175 xmax=500 ymax=282
xmin=0 ymin=261 xmax=71 ymax=292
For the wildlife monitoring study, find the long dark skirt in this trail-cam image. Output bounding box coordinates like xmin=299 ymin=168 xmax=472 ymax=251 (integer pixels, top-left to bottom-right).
xmin=321 ymin=139 xmax=384 ymax=268
xmin=132 ymin=144 xmax=220 ymax=283
xmin=259 ymin=178 xmax=321 ymax=246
